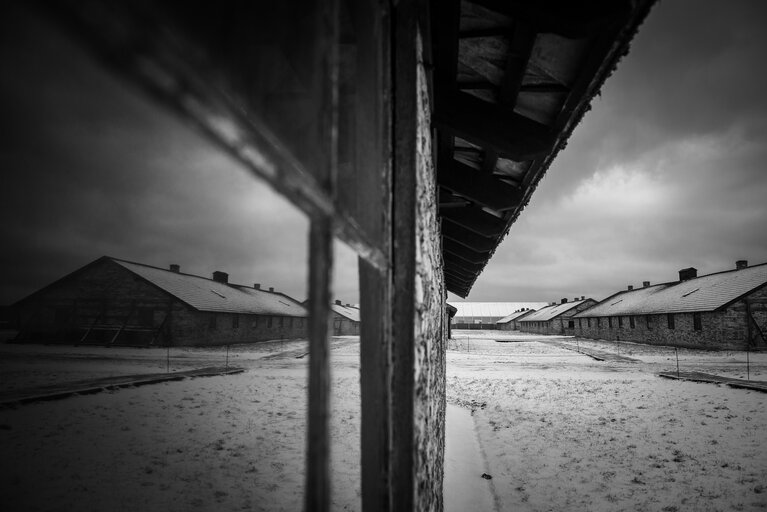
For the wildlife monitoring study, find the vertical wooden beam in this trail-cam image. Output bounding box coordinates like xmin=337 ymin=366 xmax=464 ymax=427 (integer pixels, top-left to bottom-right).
xmin=305 ymin=217 xmax=334 ymax=512
xmin=353 ymin=1 xmax=394 ymax=511
xmin=305 ymin=0 xmax=339 ymax=510
xmin=392 ymin=0 xmax=418 ymax=509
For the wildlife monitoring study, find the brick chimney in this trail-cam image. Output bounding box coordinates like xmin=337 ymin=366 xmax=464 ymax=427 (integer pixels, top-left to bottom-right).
xmin=643 ymin=281 xmax=651 ymax=288
xmin=269 ymin=287 xmax=274 ymax=293
xmin=678 ymin=267 xmax=697 ymax=281
xmin=169 ymin=264 xmax=180 ymax=273
xmin=561 ymin=298 xmax=568 ymax=304
xmin=573 ymin=297 xmax=578 ymax=302
xmin=212 ymin=271 xmax=228 ymax=283
xmin=253 ymin=283 xmax=260 ymax=289
xmin=627 ymin=285 xmax=634 ymax=291
xmin=581 ymin=296 xmax=585 ymax=301
xmin=736 ymin=260 xmax=748 ymax=270
xmin=335 ymin=300 xmax=342 ymax=305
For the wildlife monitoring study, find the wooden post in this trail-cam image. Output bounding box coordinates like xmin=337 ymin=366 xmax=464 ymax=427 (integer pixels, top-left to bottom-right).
xmin=352 ymin=0 xmax=394 ymax=509
xmin=304 ymin=0 xmax=339 ymax=508
xmin=305 ymin=217 xmax=334 ymax=512
xmin=391 ymin=1 xmax=419 ymax=509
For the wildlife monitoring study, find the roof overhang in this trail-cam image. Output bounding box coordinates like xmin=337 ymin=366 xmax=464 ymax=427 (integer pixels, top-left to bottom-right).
xmin=431 ymin=0 xmax=657 ymax=297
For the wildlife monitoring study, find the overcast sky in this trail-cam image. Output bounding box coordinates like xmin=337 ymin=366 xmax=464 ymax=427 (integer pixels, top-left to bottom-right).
xmin=1 ymin=1 xmax=766 ymax=306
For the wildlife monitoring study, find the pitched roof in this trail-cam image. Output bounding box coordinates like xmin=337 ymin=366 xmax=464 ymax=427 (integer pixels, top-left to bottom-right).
xmin=448 ymin=302 xmax=550 ymax=319
xmin=496 ymin=309 xmax=536 ymax=324
xmin=520 ymin=300 xmax=594 ymax=322
xmin=332 ymin=303 xmax=360 ymax=322
xmin=574 ymin=263 xmax=767 ymax=317
xmin=113 ymin=258 xmax=307 ymax=317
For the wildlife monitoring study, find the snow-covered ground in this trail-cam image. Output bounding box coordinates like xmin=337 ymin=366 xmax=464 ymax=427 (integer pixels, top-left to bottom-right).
xmin=0 ymin=331 xmax=765 ymax=511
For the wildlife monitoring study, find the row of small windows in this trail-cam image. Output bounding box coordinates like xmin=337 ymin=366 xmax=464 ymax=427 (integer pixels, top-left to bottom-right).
xmin=208 ymin=314 xmax=304 ymax=330
xmin=569 ymin=313 xmax=702 ymax=331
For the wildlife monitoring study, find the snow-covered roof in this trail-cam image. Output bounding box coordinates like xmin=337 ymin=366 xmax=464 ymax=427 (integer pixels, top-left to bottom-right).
xmin=449 ymin=302 xmax=550 ymax=319
xmin=332 ymin=303 xmax=360 ymax=322
xmin=113 ymin=258 xmax=307 ymax=317
xmin=574 ymin=262 xmax=767 ymax=317
xmin=520 ymin=299 xmax=594 ymax=322
xmin=496 ymin=309 xmax=537 ymax=324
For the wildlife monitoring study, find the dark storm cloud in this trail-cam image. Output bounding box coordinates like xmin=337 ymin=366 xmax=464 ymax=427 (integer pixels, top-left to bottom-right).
xmin=0 ymin=11 xmax=362 ymax=305
xmin=468 ymin=0 xmax=767 ymax=302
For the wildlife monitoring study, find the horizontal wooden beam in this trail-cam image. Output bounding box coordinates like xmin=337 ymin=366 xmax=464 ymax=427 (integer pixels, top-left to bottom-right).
xmin=440 ymin=206 xmax=507 ymax=237
xmin=465 ymin=0 xmax=632 ymax=39
xmin=441 ymin=219 xmax=497 ymax=253
xmin=433 ymin=91 xmax=554 ymax=161
xmin=439 ymin=159 xmax=524 ymax=211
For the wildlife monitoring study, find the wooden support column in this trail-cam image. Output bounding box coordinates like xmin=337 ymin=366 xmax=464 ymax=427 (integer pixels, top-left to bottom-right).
xmin=305 ymin=217 xmax=334 ymax=512
xmin=305 ymin=0 xmax=339 ymax=510
xmin=353 ymin=1 xmax=394 ymax=511
xmin=392 ymin=0 xmax=418 ymax=509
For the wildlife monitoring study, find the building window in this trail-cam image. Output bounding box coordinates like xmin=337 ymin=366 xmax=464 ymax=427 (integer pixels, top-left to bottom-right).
xmin=693 ymin=312 xmax=702 ymax=331
xmin=646 ymin=315 xmax=653 ymax=330
xmin=587 ymin=318 xmax=591 ymax=328
xmin=667 ymin=313 xmax=675 ymax=330
xmin=208 ymin=314 xmax=217 ymax=330
xmin=608 ymin=317 xmax=613 ymax=328
xmin=596 ymin=318 xmax=601 ymax=328
xmin=279 ymin=316 xmax=284 ymax=327
xmin=233 ymin=314 xmax=239 ymax=329
xmin=578 ymin=318 xmax=582 ymax=329
xmin=630 ymin=316 xmax=635 ymax=329
xmin=568 ymin=320 xmax=575 ymax=329
xmin=618 ymin=316 xmax=624 ymax=328
xmin=267 ymin=316 xmax=273 ymax=328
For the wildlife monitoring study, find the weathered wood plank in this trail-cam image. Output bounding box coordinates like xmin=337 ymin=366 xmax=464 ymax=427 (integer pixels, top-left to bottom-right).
xmin=352 ymin=0 xmax=393 ymax=510
xmin=392 ymin=0 xmax=419 ymax=509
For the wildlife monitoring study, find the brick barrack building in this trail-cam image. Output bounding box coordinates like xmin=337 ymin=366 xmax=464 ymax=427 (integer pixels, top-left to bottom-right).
xmin=518 ymin=297 xmax=597 ymax=335
xmin=11 ymin=256 xmax=308 ymax=346
xmin=573 ymin=261 xmax=767 ymax=350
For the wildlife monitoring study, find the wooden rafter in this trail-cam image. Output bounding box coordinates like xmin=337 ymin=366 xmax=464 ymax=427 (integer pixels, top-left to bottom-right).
xmin=443 ymin=239 xmax=489 ymax=264
xmin=433 ymin=91 xmax=554 ymax=161
xmin=440 ymin=206 xmax=507 ymax=237
xmin=439 ymin=160 xmax=523 ymax=211
xmin=441 ymin=220 xmax=497 ymax=252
